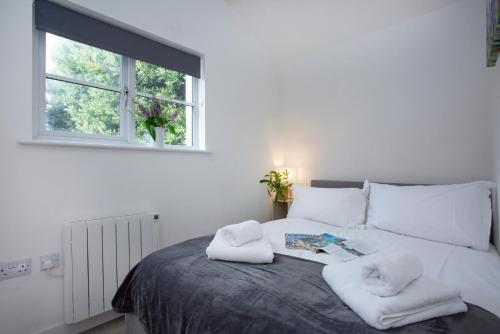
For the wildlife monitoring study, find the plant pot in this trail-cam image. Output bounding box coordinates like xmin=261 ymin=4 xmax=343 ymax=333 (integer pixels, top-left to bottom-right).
xmin=274 ymin=189 xmax=289 ymax=202
xmin=154 ymin=127 xmax=165 ymax=148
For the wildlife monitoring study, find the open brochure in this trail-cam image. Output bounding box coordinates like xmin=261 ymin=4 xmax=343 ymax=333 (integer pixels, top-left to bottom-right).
xmin=285 ymin=233 xmax=376 ymax=261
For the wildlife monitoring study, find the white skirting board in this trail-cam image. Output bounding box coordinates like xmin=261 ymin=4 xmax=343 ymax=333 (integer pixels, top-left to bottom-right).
xmin=35 ymin=311 xmax=121 ymax=334
xmin=63 ymin=213 xmax=159 ymax=324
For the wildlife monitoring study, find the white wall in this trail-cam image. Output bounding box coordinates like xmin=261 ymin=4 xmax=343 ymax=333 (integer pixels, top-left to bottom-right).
xmin=277 ymin=0 xmax=493 ymax=185
xmin=1 ymin=0 xmax=499 ymax=333
xmin=489 ymin=64 xmax=500 ymax=252
xmin=0 ymin=1 xmax=281 ymax=333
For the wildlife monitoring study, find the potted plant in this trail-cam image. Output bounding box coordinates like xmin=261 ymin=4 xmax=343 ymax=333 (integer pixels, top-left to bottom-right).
xmin=137 ymin=97 xmax=179 ymax=147
xmin=259 ymin=169 xmax=292 ymax=202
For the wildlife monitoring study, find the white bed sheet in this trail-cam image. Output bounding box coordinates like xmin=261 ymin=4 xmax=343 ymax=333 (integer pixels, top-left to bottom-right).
xmin=262 ymin=218 xmax=500 ymax=317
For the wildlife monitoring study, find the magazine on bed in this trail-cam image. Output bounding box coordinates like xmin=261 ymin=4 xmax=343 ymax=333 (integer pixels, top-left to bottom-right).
xmin=285 ymin=233 xmax=376 ymax=261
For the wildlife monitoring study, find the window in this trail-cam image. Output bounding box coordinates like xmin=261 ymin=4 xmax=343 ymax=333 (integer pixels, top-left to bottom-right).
xmin=134 ymin=60 xmax=195 ymax=146
xmin=37 ymin=32 xmax=200 ymax=148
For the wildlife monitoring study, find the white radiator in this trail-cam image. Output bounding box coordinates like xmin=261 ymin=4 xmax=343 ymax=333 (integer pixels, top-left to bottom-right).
xmin=63 ymin=212 xmax=159 ymax=324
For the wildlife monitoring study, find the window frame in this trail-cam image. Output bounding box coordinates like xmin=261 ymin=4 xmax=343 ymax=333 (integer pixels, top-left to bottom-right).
xmin=34 ymin=31 xmax=201 ymax=149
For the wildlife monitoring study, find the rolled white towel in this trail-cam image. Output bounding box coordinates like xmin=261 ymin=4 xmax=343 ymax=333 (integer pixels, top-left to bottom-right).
xmin=362 ymin=252 xmax=423 ymax=297
xmin=206 ymin=229 xmax=274 ymax=264
xmin=323 ymin=261 xmax=467 ymax=329
xmin=220 ymin=220 xmax=263 ymax=247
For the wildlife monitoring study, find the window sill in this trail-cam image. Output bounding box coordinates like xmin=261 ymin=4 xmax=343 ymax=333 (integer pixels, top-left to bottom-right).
xmin=18 ymin=139 xmax=211 ymax=154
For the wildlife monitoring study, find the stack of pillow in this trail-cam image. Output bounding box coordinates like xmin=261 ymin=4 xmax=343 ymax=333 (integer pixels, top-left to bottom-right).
xmin=287 ymin=180 xmax=495 ymax=251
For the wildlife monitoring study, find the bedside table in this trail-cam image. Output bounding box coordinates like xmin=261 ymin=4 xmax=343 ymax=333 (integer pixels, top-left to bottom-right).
xmin=272 ymin=200 xmax=292 ymax=220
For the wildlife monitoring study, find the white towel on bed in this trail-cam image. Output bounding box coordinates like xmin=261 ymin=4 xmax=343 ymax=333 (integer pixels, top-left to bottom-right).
xmin=206 ymin=229 xmax=274 ymax=264
xmin=361 ymin=252 xmax=423 ymax=297
xmin=322 ymin=261 xmax=467 ymax=330
xmin=220 ymin=220 xmax=263 ymax=247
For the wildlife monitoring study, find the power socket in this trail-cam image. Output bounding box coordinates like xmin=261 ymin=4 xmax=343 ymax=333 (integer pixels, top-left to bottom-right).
xmin=40 ymin=252 xmax=60 ymax=271
xmin=0 ymin=258 xmax=32 ymax=281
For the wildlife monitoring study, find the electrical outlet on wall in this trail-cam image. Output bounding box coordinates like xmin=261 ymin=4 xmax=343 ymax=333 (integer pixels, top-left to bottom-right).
xmin=40 ymin=252 xmax=60 ymax=271
xmin=0 ymin=258 xmax=32 ymax=281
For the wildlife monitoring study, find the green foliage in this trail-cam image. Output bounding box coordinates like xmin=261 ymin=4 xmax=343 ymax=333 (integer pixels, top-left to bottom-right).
xmin=136 ymin=97 xmax=178 ymax=141
xmin=46 ymin=37 xmax=120 ymax=135
xmin=259 ymin=170 xmax=292 ymax=201
xmin=134 ymin=97 xmax=187 ymax=145
xmin=49 ymin=38 xmax=120 ymax=86
xmin=134 ymin=60 xmax=188 ymax=144
xmin=46 ymin=34 xmax=189 ymax=144
xmin=136 ymin=60 xmax=186 ymax=100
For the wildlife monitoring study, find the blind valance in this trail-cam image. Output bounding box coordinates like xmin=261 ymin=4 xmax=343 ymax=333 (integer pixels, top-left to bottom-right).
xmin=35 ymin=0 xmax=201 ymax=78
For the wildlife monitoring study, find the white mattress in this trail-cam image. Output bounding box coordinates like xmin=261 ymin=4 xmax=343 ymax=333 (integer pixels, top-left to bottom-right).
xmin=262 ymin=218 xmax=500 ymax=317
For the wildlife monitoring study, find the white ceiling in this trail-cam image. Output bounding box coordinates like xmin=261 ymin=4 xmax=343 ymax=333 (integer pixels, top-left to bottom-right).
xmin=226 ymin=0 xmax=455 ymax=65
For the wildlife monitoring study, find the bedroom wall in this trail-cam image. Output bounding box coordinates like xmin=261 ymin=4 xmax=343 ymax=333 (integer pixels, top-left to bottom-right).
xmin=277 ymin=0 xmax=493 ymax=185
xmin=0 ymin=1 xmax=281 ymax=333
xmin=490 ymin=65 xmax=500 ymax=252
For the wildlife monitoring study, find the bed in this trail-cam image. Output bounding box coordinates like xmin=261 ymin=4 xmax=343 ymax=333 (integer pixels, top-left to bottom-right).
xmin=113 ymin=180 xmax=500 ymax=333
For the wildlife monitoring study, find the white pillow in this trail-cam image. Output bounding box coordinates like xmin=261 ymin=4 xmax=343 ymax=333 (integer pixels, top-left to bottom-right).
xmin=287 ymin=183 xmax=368 ymax=227
xmin=366 ymin=181 xmax=495 ymax=251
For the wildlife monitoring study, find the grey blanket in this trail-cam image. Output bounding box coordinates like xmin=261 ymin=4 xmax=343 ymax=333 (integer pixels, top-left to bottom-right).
xmin=112 ymin=236 xmax=500 ymax=334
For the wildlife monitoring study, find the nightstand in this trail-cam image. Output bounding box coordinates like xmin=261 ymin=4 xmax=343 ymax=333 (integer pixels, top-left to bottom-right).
xmin=272 ymin=199 xmax=292 ymax=220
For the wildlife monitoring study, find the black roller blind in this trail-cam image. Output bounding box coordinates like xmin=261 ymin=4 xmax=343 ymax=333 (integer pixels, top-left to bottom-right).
xmin=35 ymin=0 xmax=201 ymax=78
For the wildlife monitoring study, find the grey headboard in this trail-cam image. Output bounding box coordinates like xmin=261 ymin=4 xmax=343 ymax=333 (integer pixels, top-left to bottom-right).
xmin=310 ymin=180 xmax=498 ymax=250
xmin=311 ymin=180 xmax=426 ymax=188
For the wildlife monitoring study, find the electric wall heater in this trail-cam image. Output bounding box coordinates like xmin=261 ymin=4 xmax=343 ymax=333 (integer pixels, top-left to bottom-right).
xmin=63 ymin=213 xmax=159 ymax=323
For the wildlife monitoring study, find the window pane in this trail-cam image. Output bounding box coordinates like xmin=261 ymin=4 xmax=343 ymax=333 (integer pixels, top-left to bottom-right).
xmin=45 ymin=79 xmax=121 ymax=136
xmin=134 ymin=96 xmax=192 ymax=145
xmin=46 ymin=33 xmax=121 ymax=87
xmin=135 ymin=60 xmax=193 ymax=103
